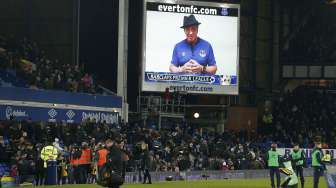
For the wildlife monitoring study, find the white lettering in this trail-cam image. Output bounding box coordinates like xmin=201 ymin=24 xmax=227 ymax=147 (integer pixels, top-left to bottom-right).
xmin=13 ymin=110 xmax=28 ymax=117
xmin=162 ymin=5 xmax=168 ymax=11
xmin=155 ymin=4 xmax=217 ymax=15
xmin=82 ymin=112 xmax=118 ymax=124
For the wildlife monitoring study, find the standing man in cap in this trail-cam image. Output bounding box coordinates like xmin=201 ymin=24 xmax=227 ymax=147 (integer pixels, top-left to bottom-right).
xmin=311 ymin=137 xmax=325 ymax=188
xmin=266 ymin=142 xmax=281 ymax=188
xmin=170 ymin=14 xmax=217 ymax=75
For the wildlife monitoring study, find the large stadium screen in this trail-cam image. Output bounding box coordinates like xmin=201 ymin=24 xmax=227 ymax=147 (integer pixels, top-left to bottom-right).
xmin=142 ymin=0 xmax=240 ymax=95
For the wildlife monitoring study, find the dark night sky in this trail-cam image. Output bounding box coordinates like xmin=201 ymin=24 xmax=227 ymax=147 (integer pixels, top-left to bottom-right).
xmin=79 ymin=0 xmax=143 ymax=110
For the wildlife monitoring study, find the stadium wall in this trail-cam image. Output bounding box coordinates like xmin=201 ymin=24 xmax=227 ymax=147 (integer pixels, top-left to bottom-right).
xmin=0 ymin=87 xmax=122 ymax=123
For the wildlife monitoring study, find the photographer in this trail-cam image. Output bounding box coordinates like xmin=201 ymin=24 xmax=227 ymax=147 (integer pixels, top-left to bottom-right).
xmin=99 ymin=136 xmax=127 ymax=188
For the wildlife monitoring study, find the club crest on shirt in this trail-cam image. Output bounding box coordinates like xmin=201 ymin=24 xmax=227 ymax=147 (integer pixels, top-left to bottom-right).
xmin=199 ymin=50 xmax=206 ymax=57
xmin=181 ymin=52 xmax=186 ymax=57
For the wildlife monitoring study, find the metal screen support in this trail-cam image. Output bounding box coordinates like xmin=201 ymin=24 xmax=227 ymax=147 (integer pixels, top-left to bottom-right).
xmin=118 ymin=0 xmax=129 ymax=122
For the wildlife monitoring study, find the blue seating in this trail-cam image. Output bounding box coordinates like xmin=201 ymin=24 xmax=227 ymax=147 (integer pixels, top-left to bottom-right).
xmin=0 ymin=69 xmax=28 ymax=88
xmin=0 ymin=163 xmax=10 ymax=176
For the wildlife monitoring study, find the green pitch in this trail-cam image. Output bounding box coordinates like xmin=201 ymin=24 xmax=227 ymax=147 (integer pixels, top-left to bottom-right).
xmin=22 ymin=177 xmax=327 ymax=188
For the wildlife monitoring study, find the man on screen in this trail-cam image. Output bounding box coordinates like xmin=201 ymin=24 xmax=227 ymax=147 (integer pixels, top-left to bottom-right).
xmin=169 ymin=15 xmax=217 ymax=75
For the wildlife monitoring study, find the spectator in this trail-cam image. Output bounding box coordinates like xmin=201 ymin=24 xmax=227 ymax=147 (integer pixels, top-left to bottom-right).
xmin=81 ymin=73 xmax=93 ymax=92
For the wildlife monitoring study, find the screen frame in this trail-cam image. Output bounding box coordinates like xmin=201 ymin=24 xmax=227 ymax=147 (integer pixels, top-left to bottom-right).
xmin=141 ymin=0 xmax=240 ymax=95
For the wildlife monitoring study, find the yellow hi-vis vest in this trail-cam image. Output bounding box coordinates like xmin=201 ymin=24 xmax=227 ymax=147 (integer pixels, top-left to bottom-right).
xmin=40 ymin=145 xmax=58 ymax=168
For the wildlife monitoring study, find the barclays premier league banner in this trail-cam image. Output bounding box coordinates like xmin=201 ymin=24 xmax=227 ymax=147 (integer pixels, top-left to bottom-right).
xmin=0 ymin=105 xmax=119 ymax=124
xmin=142 ymin=0 xmax=240 ymax=94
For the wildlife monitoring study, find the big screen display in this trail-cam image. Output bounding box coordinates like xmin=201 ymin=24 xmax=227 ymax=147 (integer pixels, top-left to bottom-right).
xmin=142 ymin=0 xmax=240 ymax=95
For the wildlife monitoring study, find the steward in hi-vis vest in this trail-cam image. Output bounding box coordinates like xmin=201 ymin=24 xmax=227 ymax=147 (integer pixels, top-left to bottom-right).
xmin=266 ymin=142 xmax=281 ymax=188
xmin=290 ymin=143 xmax=305 ymax=188
xmin=311 ymin=137 xmax=325 ymax=188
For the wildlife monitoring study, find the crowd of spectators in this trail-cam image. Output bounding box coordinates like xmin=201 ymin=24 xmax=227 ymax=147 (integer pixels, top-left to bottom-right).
xmin=0 ymin=36 xmax=97 ymax=93
xmin=259 ymin=86 xmax=336 ymax=148
xmin=0 ymin=86 xmax=335 ymax=185
xmin=0 ymin=117 xmax=267 ymax=185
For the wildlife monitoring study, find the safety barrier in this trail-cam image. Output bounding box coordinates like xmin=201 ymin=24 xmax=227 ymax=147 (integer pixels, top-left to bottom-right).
xmin=2 ymin=164 xmax=316 ymax=185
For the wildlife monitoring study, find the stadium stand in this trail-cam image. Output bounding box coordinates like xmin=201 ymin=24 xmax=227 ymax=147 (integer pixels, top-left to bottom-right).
xmin=0 ymin=86 xmax=334 ymax=185
xmin=282 ymin=1 xmax=336 ymax=63
xmin=0 ymin=119 xmax=266 ymax=185
xmin=0 ymin=36 xmax=98 ymax=93
xmin=259 ymin=86 xmax=336 ymax=148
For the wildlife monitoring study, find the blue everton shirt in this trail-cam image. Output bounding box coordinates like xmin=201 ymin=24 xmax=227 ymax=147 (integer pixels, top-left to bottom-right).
xmin=171 ymin=37 xmax=216 ymax=67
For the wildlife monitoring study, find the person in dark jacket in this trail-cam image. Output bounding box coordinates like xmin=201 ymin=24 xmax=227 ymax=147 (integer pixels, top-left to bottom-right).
xmin=140 ymin=142 xmax=152 ymax=184
xmin=35 ymin=157 xmax=46 ymax=186
xmin=104 ymin=136 xmax=128 ymax=188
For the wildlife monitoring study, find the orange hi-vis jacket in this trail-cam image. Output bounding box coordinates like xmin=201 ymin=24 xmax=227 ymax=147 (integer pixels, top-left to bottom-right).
xmin=70 ymin=156 xmax=80 ymax=166
xmin=97 ymin=148 xmax=109 ymax=167
xmin=78 ymin=148 xmax=92 ymax=165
